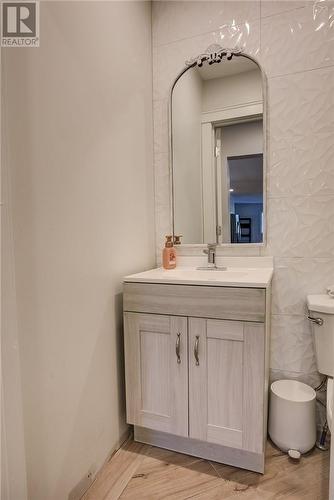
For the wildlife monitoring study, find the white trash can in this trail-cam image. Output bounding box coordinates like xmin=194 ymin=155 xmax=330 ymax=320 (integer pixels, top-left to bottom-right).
xmin=269 ymin=380 xmax=316 ymax=456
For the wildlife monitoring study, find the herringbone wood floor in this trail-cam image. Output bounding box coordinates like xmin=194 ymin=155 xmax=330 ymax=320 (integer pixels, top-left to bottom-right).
xmin=83 ymin=437 xmax=329 ymax=500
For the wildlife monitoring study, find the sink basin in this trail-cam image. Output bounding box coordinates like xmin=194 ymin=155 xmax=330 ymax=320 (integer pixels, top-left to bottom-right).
xmin=188 ymin=269 xmax=247 ymax=280
xmin=196 ymin=266 xmax=227 ymax=271
xmin=195 ymin=270 xmax=247 ymax=279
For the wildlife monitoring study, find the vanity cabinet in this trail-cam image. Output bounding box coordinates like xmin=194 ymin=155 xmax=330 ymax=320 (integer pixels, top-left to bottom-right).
xmin=123 ymin=281 xmax=270 ymax=473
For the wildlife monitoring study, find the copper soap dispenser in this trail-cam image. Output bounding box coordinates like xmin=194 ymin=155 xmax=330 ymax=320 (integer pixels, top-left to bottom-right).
xmin=162 ymin=235 xmax=176 ymax=269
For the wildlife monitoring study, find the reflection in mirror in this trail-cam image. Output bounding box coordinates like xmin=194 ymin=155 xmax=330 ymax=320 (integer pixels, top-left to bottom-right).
xmin=172 ymin=48 xmax=264 ymax=245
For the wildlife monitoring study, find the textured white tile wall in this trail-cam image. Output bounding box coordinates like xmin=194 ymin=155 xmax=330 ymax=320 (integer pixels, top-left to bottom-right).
xmin=152 ymin=0 xmax=334 ymax=384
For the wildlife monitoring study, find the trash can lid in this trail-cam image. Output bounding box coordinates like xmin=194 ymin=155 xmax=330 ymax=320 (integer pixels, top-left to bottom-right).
xmin=271 ymin=380 xmax=316 ymax=403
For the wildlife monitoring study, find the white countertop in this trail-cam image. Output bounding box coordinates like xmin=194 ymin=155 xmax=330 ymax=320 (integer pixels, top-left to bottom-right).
xmin=124 ymin=259 xmax=273 ymax=289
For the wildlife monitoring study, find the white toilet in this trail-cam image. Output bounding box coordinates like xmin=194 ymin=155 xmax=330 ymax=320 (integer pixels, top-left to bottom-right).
xmin=307 ymin=294 xmax=334 ymax=433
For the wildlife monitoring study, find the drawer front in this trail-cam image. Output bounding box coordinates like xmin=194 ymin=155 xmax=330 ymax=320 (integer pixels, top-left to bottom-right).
xmin=123 ymin=282 xmax=265 ymax=322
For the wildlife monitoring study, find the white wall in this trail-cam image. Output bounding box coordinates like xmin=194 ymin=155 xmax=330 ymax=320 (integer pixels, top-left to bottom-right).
xmin=221 ymin=121 xmax=262 ymax=157
xmin=152 ymin=0 xmax=334 ymax=387
xmin=172 ymin=69 xmax=203 ymax=243
xmin=202 ymin=69 xmax=262 ymax=112
xmin=1 ymin=157 xmax=28 ymax=500
xmin=2 ymin=2 xmax=155 ymax=499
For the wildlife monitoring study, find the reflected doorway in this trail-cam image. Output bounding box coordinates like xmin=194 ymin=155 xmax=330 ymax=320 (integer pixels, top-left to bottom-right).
xmin=228 ymin=154 xmax=263 ymax=243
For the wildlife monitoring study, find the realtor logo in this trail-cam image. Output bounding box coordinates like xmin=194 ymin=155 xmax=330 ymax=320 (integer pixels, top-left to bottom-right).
xmin=1 ymin=1 xmax=39 ymax=47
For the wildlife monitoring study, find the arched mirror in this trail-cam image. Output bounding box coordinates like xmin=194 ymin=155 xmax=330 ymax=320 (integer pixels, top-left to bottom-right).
xmin=171 ymin=45 xmax=266 ymax=245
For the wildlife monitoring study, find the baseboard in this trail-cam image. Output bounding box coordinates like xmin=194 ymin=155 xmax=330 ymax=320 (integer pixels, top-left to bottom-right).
xmin=71 ymin=426 xmax=131 ymax=500
xmin=107 ymin=426 xmax=133 ymax=462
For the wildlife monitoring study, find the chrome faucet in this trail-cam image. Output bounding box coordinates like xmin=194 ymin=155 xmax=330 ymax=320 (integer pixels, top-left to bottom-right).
xmin=203 ymin=243 xmax=217 ymax=268
xmin=197 ymin=243 xmax=226 ymax=270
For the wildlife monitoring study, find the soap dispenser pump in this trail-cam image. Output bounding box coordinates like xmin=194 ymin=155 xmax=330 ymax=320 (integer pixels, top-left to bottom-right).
xmin=162 ymin=235 xmax=176 ymax=269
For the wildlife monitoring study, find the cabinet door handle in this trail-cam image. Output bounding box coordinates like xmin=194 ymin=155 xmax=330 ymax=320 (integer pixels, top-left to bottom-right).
xmin=176 ymin=333 xmax=181 ymax=364
xmin=194 ymin=335 xmax=200 ymax=366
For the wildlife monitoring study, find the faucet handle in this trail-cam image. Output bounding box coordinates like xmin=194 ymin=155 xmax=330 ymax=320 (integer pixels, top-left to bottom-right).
xmin=173 ymin=235 xmax=183 ymax=245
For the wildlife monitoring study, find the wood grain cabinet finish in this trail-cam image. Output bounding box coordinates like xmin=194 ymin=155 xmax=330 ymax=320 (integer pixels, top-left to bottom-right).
xmin=123 ymin=283 xmax=270 ymax=473
xmin=124 ymin=282 xmax=265 ymax=322
xmin=189 ymin=318 xmax=265 ymax=454
xmin=124 ymin=312 xmax=188 ymax=437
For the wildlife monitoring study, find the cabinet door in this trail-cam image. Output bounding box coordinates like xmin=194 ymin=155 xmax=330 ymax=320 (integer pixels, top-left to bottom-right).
xmin=124 ymin=312 xmax=188 ymax=437
xmin=189 ymin=318 xmax=264 ymax=453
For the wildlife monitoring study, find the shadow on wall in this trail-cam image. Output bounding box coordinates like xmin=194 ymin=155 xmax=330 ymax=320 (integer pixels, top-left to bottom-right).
xmin=59 ymin=292 xmax=127 ymax=500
